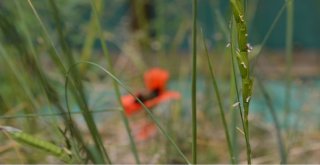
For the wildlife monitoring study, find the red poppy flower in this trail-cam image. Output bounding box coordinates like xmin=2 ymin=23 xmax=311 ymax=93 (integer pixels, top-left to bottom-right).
xmin=144 ymin=68 xmax=169 ymax=92
xmin=121 ymin=68 xmax=180 ymax=116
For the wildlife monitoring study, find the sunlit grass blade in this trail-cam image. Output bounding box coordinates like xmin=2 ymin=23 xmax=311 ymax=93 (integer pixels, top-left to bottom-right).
xmin=64 ymin=61 xmax=191 ymax=164
xmin=0 ymin=126 xmax=72 ymax=163
xmin=201 ymin=30 xmax=235 ymax=164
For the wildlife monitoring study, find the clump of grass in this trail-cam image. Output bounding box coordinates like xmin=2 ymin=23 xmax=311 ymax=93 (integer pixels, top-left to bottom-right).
xmin=1 ymin=1 xmax=93 ymax=163
xmin=27 ymin=0 xmax=110 ymax=163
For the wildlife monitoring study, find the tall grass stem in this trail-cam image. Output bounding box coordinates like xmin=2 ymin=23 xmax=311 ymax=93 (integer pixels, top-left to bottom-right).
xmin=229 ymin=19 xmax=250 ymax=164
xmin=230 ymin=0 xmax=253 ymax=163
xmin=252 ymin=2 xmax=287 ymax=69
xmin=201 ymin=30 xmax=235 ymax=164
xmin=284 ymin=0 xmax=294 ymax=128
xmin=256 ymin=77 xmax=287 ymax=164
xmin=191 ymin=0 xmax=198 ymax=164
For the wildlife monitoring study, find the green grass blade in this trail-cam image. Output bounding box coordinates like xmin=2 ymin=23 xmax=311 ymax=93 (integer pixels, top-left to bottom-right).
xmin=252 ymin=2 xmax=287 ymax=68
xmin=0 ymin=126 xmax=72 ymax=163
xmin=230 ymin=20 xmax=246 ymax=134
xmin=79 ymin=0 xmax=102 ymax=74
xmin=229 ymin=12 xmax=252 ymax=164
xmin=284 ymin=0 xmax=294 ymax=128
xmin=0 ymin=108 xmax=122 ymax=120
xmin=0 ymin=44 xmax=39 ymax=111
xmin=201 ymin=30 xmax=235 ymax=164
xmin=256 ymin=77 xmax=287 ymax=164
xmin=48 ymin=0 xmax=75 ymax=67
xmin=27 ymin=0 xmax=66 ymax=74
xmin=191 ymin=0 xmax=198 ymax=164
xmin=229 ymin=63 xmax=239 ymax=164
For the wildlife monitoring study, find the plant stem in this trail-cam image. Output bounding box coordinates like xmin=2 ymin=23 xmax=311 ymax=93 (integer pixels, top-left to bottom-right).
xmin=229 ymin=52 xmax=239 ymax=164
xmin=256 ymin=77 xmax=287 ymax=164
xmin=191 ymin=0 xmax=198 ymax=164
xmin=251 ymin=2 xmax=287 ymax=68
xmin=201 ymin=31 xmax=235 ymax=164
xmin=230 ymin=20 xmax=251 ymax=164
xmin=230 ymin=0 xmax=253 ymax=164
xmin=284 ymin=0 xmax=294 ymax=128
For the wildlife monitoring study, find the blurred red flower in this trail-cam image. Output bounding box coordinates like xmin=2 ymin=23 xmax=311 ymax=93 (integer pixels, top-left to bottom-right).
xmin=121 ymin=68 xmax=180 ymax=116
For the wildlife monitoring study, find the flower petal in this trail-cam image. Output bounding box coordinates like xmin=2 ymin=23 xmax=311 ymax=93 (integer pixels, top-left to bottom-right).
xmin=121 ymin=91 xmax=181 ymax=116
xmin=144 ymin=68 xmax=169 ymax=92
